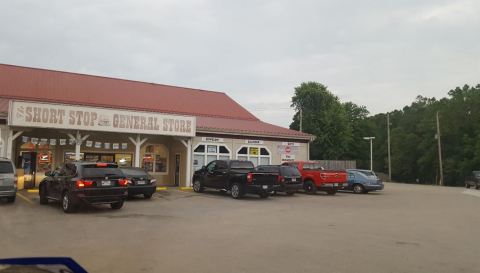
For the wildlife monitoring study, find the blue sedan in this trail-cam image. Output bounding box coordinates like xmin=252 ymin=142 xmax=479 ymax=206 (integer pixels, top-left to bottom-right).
xmin=344 ymin=169 xmax=384 ymax=194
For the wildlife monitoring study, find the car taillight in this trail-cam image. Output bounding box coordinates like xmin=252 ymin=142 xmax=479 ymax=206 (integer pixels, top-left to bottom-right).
xmin=247 ymin=173 xmax=254 ymax=184
xmin=118 ymin=179 xmax=129 ymax=187
xmin=76 ymin=180 xmax=94 ymax=189
xmin=277 ymin=175 xmax=285 ymax=183
xmin=14 ymin=175 xmax=18 ymax=185
xmin=150 ymin=179 xmax=157 ymax=184
xmin=96 ymin=163 xmax=108 ymax=167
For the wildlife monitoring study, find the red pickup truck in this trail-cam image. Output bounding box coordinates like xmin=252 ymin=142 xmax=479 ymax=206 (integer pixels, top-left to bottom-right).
xmin=282 ymin=161 xmax=348 ymax=195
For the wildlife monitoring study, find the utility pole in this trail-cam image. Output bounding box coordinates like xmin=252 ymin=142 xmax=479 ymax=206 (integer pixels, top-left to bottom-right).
xmin=436 ymin=111 xmax=444 ymax=186
xmin=387 ymin=113 xmax=392 ymax=181
xmin=299 ymin=107 xmax=303 ymax=132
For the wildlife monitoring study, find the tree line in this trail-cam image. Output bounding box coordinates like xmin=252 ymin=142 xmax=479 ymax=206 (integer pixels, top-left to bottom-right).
xmin=289 ymin=82 xmax=480 ymax=186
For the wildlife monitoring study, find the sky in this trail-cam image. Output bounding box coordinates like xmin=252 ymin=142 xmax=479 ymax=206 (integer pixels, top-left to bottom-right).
xmin=1 ymin=0 xmax=479 ymax=128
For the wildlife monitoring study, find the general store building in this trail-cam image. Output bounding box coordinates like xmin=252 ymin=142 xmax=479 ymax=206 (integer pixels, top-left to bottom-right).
xmin=0 ymin=64 xmax=313 ymax=189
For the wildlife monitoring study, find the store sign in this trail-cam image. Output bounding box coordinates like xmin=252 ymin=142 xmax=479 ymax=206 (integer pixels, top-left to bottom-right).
xmin=245 ymin=140 xmax=264 ymax=145
xmin=277 ymin=144 xmax=300 ymax=155
xmin=282 ymin=142 xmax=300 ymax=147
xmin=249 ymin=147 xmax=259 ymax=156
xmin=201 ymin=137 xmax=224 ymax=142
xmin=9 ymin=100 xmax=196 ymax=137
xmin=281 ymin=154 xmax=295 ymax=162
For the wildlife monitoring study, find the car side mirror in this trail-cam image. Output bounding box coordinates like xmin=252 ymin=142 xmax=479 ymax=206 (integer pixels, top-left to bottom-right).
xmin=201 ymin=166 xmax=206 ymax=171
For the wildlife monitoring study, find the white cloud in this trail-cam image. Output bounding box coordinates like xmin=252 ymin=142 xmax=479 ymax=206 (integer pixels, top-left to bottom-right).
xmin=0 ymin=0 xmax=479 ymax=128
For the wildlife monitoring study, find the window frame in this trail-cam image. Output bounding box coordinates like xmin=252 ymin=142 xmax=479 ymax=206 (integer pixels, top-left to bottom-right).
xmin=142 ymin=144 xmax=169 ymax=175
xmin=235 ymin=145 xmax=272 ymax=166
xmin=193 ymin=143 xmax=232 ymax=171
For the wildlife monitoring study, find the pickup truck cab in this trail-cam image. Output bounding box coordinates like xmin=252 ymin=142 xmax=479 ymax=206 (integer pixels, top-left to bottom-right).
xmin=192 ymin=160 xmax=278 ymax=199
xmin=465 ymin=171 xmax=480 ymax=189
xmin=282 ymin=161 xmax=347 ymax=195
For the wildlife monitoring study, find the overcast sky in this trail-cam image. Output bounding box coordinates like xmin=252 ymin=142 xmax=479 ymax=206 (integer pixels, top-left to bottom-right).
xmin=1 ymin=0 xmax=479 ymax=127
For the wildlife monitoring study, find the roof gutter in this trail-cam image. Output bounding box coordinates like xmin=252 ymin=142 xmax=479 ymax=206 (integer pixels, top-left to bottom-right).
xmin=196 ymin=128 xmax=315 ymax=142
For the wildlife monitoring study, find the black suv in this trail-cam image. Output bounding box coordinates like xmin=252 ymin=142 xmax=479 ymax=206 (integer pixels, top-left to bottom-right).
xmin=256 ymin=165 xmax=303 ymax=195
xmin=39 ymin=162 xmax=128 ymax=213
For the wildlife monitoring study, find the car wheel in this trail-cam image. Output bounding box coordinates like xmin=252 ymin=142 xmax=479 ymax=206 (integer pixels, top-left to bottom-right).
xmin=286 ymin=191 xmax=295 ymax=196
xmin=476 ymin=184 xmax=480 ymax=190
xmin=62 ymin=192 xmax=77 ymax=213
xmin=353 ymin=184 xmax=364 ymax=194
xmin=259 ymin=191 xmax=269 ymax=199
xmin=39 ymin=185 xmax=49 ymax=205
xmin=111 ymin=200 xmax=124 ymax=210
xmin=304 ymin=180 xmax=317 ymax=194
xmin=193 ymin=180 xmax=204 ymax=193
xmin=465 ymin=183 xmax=471 ymax=188
xmin=6 ymin=196 xmax=15 ymax=203
xmin=144 ymin=193 xmax=153 ymax=199
xmin=326 ymin=189 xmax=337 ymax=195
xmin=230 ymin=183 xmax=244 ymax=199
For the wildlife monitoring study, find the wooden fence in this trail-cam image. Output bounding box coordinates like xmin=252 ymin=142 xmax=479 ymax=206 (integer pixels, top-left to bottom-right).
xmin=315 ymin=160 xmax=357 ymax=170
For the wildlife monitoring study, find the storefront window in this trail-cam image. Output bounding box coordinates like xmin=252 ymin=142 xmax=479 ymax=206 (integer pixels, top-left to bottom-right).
xmin=143 ymin=144 xmax=168 ymax=173
xmin=193 ymin=144 xmax=231 ymax=171
xmin=236 ymin=146 xmax=271 ymax=166
xmin=115 ymin=154 xmax=133 ymax=167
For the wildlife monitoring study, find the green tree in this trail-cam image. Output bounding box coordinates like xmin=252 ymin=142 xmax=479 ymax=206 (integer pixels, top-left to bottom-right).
xmin=290 ymin=82 xmax=351 ymax=159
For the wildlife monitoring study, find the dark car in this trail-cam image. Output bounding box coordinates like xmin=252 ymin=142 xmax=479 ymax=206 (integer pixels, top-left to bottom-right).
xmin=119 ymin=167 xmax=157 ymax=199
xmin=39 ymin=162 xmax=128 ymax=213
xmin=256 ymin=165 xmax=303 ymax=195
xmin=465 ymin=171 xmax=480 ymax=189
xmin=345 ymin=169 xmax=384 ymax=194
xmin=192 ymin=160 xmax=278 ymax=199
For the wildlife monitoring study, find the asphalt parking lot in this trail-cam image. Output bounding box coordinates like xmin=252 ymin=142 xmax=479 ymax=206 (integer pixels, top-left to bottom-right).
xmin=1 ymin=183 xmax=480 ymax=273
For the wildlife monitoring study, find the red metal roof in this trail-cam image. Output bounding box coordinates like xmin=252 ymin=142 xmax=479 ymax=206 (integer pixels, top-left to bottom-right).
xmin=0 ymin=64 xmax=312 ymax=140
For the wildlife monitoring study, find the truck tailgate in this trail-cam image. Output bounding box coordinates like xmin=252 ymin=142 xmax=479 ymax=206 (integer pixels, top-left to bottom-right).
xmin=252 ymin=173 xmax=278 ymax=186
xmin=322 ymin=171 xmax=347 ymax=183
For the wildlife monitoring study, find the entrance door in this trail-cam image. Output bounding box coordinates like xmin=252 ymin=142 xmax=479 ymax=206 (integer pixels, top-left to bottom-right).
xmin=175 ymin=154 xmax=180 ymax=186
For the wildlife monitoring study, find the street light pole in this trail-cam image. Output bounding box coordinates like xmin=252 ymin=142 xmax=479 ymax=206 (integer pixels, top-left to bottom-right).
xmin=363 ymin=137 xmax=375 ymax=171
xmin=387 ymin=113 xmax=392 ymax=181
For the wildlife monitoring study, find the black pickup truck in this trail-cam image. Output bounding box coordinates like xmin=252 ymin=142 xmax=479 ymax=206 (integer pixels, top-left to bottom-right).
xmin=192 ymin=160 xmax=278 ymax=199
xmin=465 ymin=171 xmax=480 ymax=189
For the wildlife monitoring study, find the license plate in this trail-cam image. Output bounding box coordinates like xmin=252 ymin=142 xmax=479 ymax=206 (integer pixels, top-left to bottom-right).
xmin=101 ymin=180 xmax=111 ymax=186
xmin=137 ymin=180 xmax=146 ymax=185
xmin=292 ymin=178 xmax=296 ymax=182
xmin=334 ymin=183 xmax=338 ymax=187
xmin=262 ymin=185 xmax=268 ymax=189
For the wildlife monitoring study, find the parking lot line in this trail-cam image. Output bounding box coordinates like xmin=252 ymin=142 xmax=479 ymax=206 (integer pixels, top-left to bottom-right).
xmin=462 ymin=189 xmax=480 ymax=198
xmin=16 ymin=192 xmax=34 ymax=205
xmin=180 ymin=187 xmax=192 ymax=190
xmin=27 ymin=189 xmax=39 ymax=193
xmin=156 ymin=187 xmax=168 ymax=191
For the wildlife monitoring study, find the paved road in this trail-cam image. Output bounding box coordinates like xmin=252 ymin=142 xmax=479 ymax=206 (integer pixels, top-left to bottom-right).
xmin=1 ymin=183 xmax=479 ymax=273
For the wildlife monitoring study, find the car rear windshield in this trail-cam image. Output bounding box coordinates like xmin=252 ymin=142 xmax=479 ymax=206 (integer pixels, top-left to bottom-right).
xmin=120 ymin=168 xmax=149 ymax=177
xmin=0 ymin=162 xmax=13 ymax=174
xmin=256 ymin=166 xmax=279 ymax=173
xmin=280 ymin=166 xmax=301 ymax=176
xmin=82 ymin=164 xmax=123 ymax=178
xmin=230 ymin=161 xmax=254 ymax=169
xmin=358 ymin=170 xmax=376 ymax=177
xmin=303 ymin=163 xmax=324 ymax=170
